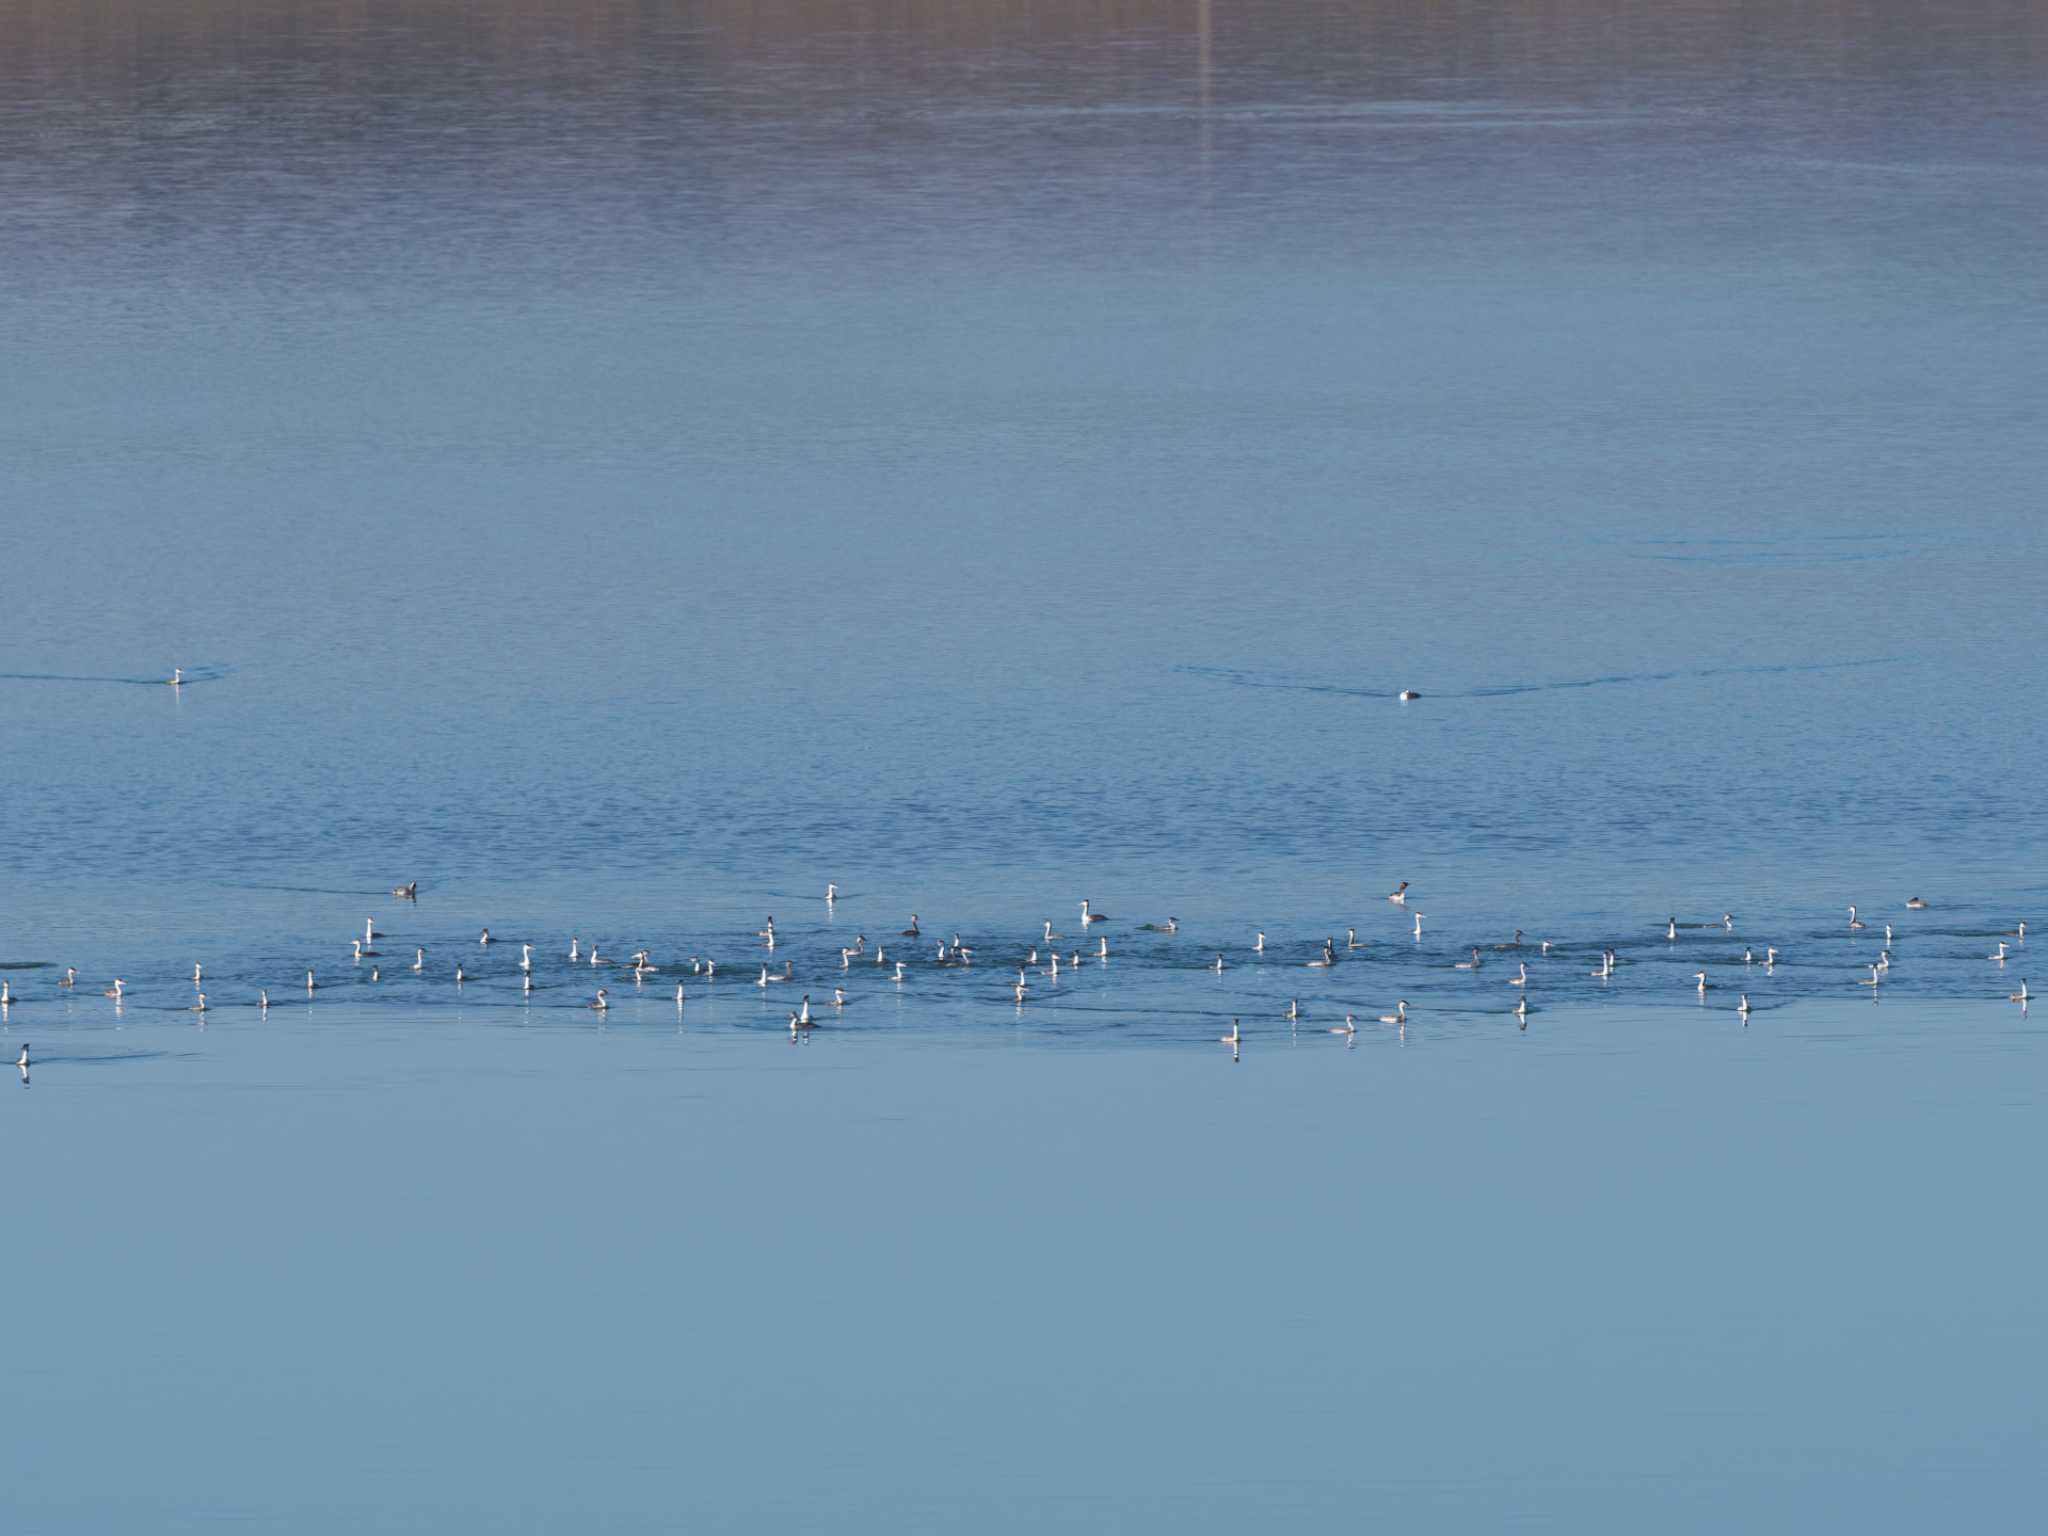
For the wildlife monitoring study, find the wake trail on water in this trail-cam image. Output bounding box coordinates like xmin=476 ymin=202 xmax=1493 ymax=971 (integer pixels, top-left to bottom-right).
xmin=1176 ymin=656 xmax=1900 ymax=702
xmin=0 ymin=663 xmax=233 ymax=688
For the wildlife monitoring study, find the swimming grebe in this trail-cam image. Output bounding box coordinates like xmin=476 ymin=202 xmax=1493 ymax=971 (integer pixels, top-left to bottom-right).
xmin=1398 ymin=690 xmax=1419 ymax=702
xmin=1989 ymin=942 xmax=2010 ymax=963
xmin=306 ymin=970 xmax=317 ymax=992
xmin=1847 ymin=906 xmax=1864 ymax=930
xmin=15 ymin=1045 xmax=26 ymax=1069
xmin=833 ymin=988 xmax=845 ymax=1007
xmin=1694 ymin=971 xmax=1709 ymax=994
xmin=1254 ymin=931 xmax=1265 ymax=954
xmin=1389 ymin=881 xmax=1409 ymax=905
xmin=1212 ymin=953 xmax=1226 ymax=973
xmin=1412 ymin=912 xmax=1425 ymax=939
xmin=590 ymin=989 xmax=608 ymax=1011
xmin=191 ymin=993 xmax=207 ymax=1013
xmin=893 ymin=961 xmax=907 ymax=982
xmin=479 ymin=929 xmax=491 ymax=946
xmin=826 ymin=883 xmax=837 ymax=903
xmin=903 ymin=915 xmax=921 ymax=937
xmin=1738 ymin=993 xmax=1751 ymax=1018
xmin=1904 ymin=897 xmax=1927 ymax=909
xmin=59 ymin=967 xmax=75 ymax=988
xmin=193 ymin=962 xmax=204 ymax=985
xmin=169 ymin=668 xmax=183 ymax=687
xmin=393 ymin=880 xmax=417 ymax=899
xmin=104 ymin=978 xmax=125 ymax=1000
xmin=1507 ymin=962 xmax=1529 ymax=988
xmin=1347 ymin=928 xmax=1361 ymax=950
xmin=1332 ymin=1016 xmax=1357 ymax=1037
xmin=1285 ymin=999 xmax=1299 ymax=1022
xmin=1081 ymin=900 xmax=1108 ymax=925
xmin=1454 ymin=948 xmax=1482 ymax=970
xmin=414 ymin=948 xmax=425 ymax=972
xmin=1377 ymin=1000 xmax=1408 ymax=1026
xmin=520 ymin=944 xmax=532 ymax=973
xmin=1221 ymin=1019 xmax=1241 ymax=1045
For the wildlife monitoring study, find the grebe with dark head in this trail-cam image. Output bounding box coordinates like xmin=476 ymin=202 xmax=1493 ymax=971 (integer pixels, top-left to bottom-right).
xmin=393 ymin=880 xmax=417 ymax=899
xmin=1904 ymin=897 xmax=1927 ymax=910
xmin=1388 ymin=881 xmax=1409 ymax=905
xmin=59 ymin=967 xmax=75 ymax=989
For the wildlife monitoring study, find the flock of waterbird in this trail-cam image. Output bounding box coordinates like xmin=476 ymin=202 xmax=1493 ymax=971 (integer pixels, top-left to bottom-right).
xmin=0 ymin=876 xmax=2033 ymax=1075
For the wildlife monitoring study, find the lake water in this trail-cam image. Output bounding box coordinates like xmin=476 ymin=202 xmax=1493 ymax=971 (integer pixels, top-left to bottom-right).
xmin=2 ymin=0 xmax=2044 ymax=1528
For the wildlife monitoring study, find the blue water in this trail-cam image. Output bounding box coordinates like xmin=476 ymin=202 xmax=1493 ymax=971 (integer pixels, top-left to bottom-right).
xmin=2 ymin=0 xmax=2045 ymax=1528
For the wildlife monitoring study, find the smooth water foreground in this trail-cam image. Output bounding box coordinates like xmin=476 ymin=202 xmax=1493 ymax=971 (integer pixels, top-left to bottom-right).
xmin=3 ymin=0 xmax=2046 ymax=1528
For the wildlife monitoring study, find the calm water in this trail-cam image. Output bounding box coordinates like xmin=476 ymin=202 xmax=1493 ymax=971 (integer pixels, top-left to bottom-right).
xmin=2 ymin=0 xmax=2044 ymax=1528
